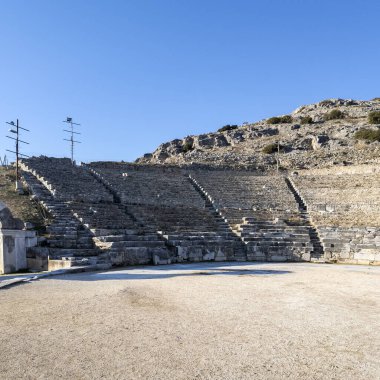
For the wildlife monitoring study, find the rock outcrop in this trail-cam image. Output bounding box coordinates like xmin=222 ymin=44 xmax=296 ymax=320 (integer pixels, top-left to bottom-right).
xmin=136 ymin=98 xmax=380 ymax=171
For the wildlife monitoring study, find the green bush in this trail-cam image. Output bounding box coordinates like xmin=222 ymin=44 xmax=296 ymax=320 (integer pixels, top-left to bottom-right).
xmin=281 ymin=115 xmax=293 ymax=123
xmin=368 ymin=111 xmax=380 ymax=124
xmin=266 ymin=115 xmax=293 ymax=124
xmin=354 ymin=128 xmax=380 ymax=142
xmin=371 ymin=97 xmax=380 ymax=101
xmin=262 ymin=143 xmax=284 ymax=154
xmin=182 ymin=142 xmax=194 ymax=153
xmin=300 ymin=116 xmax=313 ymax=125
xmin=218 ymin=124 xmax=238 ymax=132
xmin=266 ymin=117 xmax=281 ymax=124
xmin=319 ymin=99 xmax=331 ymax=105
xmin=323 ymin=109 xmax=344 ymax=121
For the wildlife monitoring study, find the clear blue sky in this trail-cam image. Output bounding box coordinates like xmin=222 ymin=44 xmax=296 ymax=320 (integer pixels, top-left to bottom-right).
xmin=1 ymin=0 xmax=379 ymax=163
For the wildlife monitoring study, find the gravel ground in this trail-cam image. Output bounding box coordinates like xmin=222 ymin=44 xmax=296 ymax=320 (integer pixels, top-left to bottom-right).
xmin=0 ymin=262 xmax=379 ymax=380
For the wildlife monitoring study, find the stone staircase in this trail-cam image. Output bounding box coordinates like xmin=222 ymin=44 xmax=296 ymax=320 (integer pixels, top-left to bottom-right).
xmin=23 ymin=160 xmax=170 ymax=269
xmin=285 ymin=176 xmax=325 ymax=261
xmin=87 ymin=164 xmax=248 ymax=263
xmin=190 ymin=171 xmax=316 ymax=262
xmin=188 ymin=174 xmax=247 ymax=261
xmin=21 ymin=171 xmax=106 ymax=270
xmin=238 ymin=217 xmax=313 ymax=262
xmin=127 ymin=204 xmax=243 ymax=263
xmin=71 ymin=202 xmax=170 ymax=266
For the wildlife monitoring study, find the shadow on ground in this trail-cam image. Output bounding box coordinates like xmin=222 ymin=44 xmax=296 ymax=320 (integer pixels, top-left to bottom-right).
xmin=49 ymin=262 xmax=293 ymax=281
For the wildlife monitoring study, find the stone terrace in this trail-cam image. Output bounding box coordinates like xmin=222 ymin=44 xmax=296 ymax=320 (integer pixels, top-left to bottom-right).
xmin=88 ymin=163 xmax=245 ymax=262
xmin=291 ymin=171 xmax=380 ymax=264
xmin=21 ymin=158 xmax=377 ymax=266
xmin=189 ymin=170 xmax=315 ymax=262
xmin=22 ymin=157 xmax=113 ymax=203
xmin=89 ymin=163 xmax=204 ymax=207
xmin=21 ymin=158 xmax=170 ymax=267
xmin=292 ymin=172 xmax=380 ymax=227
xmin=190 ymin=171 xmax=300 ymax=222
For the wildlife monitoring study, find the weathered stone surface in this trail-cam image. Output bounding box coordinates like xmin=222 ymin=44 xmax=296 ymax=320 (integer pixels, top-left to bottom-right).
xmin=0 ymin=202 xmax=24 ymax=230
xmin=0 ymin=204 xmax=37 ymax=274
xmin=312 ymin=135 xmax=329 ymax=150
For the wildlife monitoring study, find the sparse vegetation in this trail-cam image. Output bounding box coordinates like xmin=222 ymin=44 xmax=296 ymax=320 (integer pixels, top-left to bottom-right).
xmin=354 ymin=128 xmax=380 ymax=142
xmin=0 ymin=167 xmax=46 ymax=229
xmin=300 ymin=116 xmax=313 ymax=125
xmin=218 ymin=124 xmax=238 ymax=132
xmin=371 ymin=97 xmax=380 ymax=101
xmin=266 ymin=115 xmax=293 ymax=124
xmin=319 ymin=99 xmax=333 ymax=106
xmin=368 ymin=111 xmax=380 ymax=124
xmin=262 ymin=143 xmax=284 ymax=154
xmin=323 ymin=109 xmax=344 ymax=121
xmin=182 ymin=142 xmax=194 ymax=153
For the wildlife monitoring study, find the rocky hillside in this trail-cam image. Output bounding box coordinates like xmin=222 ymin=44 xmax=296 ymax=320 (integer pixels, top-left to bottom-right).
xmin=136 ymin=98 xmax=380 ymax=171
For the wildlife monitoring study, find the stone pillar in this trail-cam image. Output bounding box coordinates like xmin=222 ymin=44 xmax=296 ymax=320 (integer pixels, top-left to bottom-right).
xmin=0 ymin=230 xmax=28 ymax=274
xmin=0 ymin=202 xmax=36 ymax=274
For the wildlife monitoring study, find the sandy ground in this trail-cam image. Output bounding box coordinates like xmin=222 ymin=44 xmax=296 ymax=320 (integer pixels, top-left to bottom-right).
xmin=0 ymin=262 xmax=379 ymax=380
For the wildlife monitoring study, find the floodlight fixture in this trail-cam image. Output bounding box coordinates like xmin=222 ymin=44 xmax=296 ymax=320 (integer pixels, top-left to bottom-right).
xmin=4 ymin=118 xmax=30 ymax=183
xmin=62 ymin=117 xmax=82 ymax=164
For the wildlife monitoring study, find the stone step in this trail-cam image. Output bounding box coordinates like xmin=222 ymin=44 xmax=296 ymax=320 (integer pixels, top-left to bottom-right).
xmin=246 ymin=242 xmax=313 ymax=248
xmin=90 ymin=228 xmax=150 ymax=237
xmin=167 ymin=240 xmax=239 ymax=247
xmin=95 ymin=234 xmax=160 ymax=242
xmin=48 ymin=248 xmax=100 ymax=258
xmin=242 ymin=236 xmax=310 ymax=242
xmin=106 ymin=240 xmax=166 ymax=248
xmin=107 ymin=246 xmax=169 ymax=266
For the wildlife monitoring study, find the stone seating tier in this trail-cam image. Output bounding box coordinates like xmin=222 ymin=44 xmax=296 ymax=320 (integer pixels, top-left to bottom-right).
xmin=89 ymin=166 xmax=205 ymax=208
xmin=191 ymin=171 xmax=300 ymax=212
xmin=292 ymin=173 xmax=380 ymax=227
xmin=21 ymin=157 xmax=113 ymax=203
xmin=127 ymin=204 xmax=232 ymax=234
xmin=22 ymin=171 xmax=99 ymax=261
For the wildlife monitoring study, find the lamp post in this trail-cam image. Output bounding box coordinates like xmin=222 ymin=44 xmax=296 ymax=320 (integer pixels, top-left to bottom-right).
xmin=6 ymin=119 xmax=29 ymax=192
xmin=63 ymin=117 xmax=81 ymax=165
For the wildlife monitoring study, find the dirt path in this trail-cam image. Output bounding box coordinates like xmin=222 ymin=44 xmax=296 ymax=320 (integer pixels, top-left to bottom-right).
xmin=0 ymin=262 xmax=379 ymax=379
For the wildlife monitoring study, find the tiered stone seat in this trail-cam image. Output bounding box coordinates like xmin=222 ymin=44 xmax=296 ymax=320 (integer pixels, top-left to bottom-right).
xmin=22 ymin=157 xmax=113 ymax=203
xmin=21 ymin=158 xmax=169 ymax=267
xmin=21 ymin=171 xmax=102 ymax=269
xmin=292 ymin=172 xmax=380 ymax=264
xmin=292 ymin=173 xmax=380 ymax=227
xmin=127 ymin=204 xmax=244 ymax=262
xmin=191 ymin=171 xmax=299 ymax=218
xmin=190 ymin=170 xmax=313 ymax=261
xmin=89 ymin=163 xmax=245 ymax=262
xmin=89 ymin=163 xmax=204 ymax=207
xmin=237 ymin=217 xmax=312 ymax=261
xmin=70 ymin=202 xmax=169 ymax=265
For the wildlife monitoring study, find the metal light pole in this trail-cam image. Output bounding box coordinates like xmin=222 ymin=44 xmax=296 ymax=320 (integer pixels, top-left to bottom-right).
xmin=6 ymin=119 xmax=30 ymax=191
xmin=63 ymin=117 xmax=81 ymax=164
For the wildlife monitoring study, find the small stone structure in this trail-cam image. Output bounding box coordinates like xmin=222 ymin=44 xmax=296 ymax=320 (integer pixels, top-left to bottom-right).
xmin=0 ymin=202 xmax=37 ymax=274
